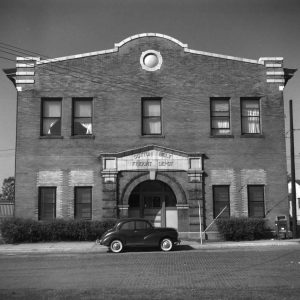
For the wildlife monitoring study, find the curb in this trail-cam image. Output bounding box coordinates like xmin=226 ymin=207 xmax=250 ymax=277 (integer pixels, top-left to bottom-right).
xmin=0 ymin=239 xmax=298 ymax=254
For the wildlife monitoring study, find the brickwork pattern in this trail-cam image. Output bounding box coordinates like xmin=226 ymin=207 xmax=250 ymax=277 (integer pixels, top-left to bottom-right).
xmin=240 ymin=169 xmax=267 ymax=216
xmin=14 ymin=35 xmax=289 ymax=233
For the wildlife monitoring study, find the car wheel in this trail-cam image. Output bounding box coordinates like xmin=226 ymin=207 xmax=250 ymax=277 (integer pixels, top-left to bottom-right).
xmin=160 ymin=238 xmax=173 ymax=252
xmin=110 ymin=240 xmax=123 ymax=253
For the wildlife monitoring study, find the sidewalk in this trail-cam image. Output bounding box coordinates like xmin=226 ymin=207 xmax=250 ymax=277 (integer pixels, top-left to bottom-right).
xmin=0 ymin=238 xmax=299 ymax=254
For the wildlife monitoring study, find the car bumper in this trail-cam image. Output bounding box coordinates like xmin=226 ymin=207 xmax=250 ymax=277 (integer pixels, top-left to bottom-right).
xmin=174 ymin=239 xmax=181 ymax=245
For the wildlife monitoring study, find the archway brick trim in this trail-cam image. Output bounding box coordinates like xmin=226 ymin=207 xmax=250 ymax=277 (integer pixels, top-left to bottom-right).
xmin=121 ymin=172 xmax=187 ymax=206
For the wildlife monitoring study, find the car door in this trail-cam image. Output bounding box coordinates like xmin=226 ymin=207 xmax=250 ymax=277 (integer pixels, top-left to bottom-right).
xmin=133 ymin=220 xmax=154 ymax=246
xmin=118 ymin=221 xmax=136 ymax=246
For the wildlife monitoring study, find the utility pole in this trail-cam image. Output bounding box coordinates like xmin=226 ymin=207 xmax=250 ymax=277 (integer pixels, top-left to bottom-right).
xmin=289 ymin=100 xmax=297 ymax=238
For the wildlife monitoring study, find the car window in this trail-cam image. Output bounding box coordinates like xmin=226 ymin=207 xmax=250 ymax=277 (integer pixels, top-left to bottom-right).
xmin=135 ymin=220 xmax=151 ymax=230
xmin=120 ymin=221 xmax=135 ymax=230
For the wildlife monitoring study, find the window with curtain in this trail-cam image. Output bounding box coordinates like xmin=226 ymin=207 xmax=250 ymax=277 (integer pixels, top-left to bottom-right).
xmin=142 ymin=98 xmax=162 ymax=135
xmin=241 ymin=98 xmax=261 ymax=134
xmin=74 ymin=187 xmax=92 ymax=220
xmin=41 ymin=99 xmax=62 ymax=136
xmin=73 ymin=98 xmax=93 ymax=135
xmin=248 ymin=185 xmax=265 ymax=217
xmin=210 ymin=98 xmax=230 ymax=135
xmin=38 ymin=187 xmax=56 ymax=220
xmin=213 ymin=185 xmax=230 ymax=218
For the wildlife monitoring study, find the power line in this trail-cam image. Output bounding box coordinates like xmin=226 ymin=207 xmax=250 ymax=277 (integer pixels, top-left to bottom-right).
xmin=0 ymin=42 xmax=162 ymax=94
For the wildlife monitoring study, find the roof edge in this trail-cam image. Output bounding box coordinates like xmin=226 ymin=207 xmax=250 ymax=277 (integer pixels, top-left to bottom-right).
xmin=22 ymin=33 xmax=282 ymax=66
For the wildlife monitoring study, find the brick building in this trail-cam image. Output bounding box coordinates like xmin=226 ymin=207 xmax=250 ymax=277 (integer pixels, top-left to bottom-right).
xmin=4 ymin=33 xmax=296 ymax=239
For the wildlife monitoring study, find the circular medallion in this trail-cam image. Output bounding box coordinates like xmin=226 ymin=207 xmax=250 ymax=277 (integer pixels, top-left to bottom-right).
xmin=140 ymin=50 xmax=163 ymax=71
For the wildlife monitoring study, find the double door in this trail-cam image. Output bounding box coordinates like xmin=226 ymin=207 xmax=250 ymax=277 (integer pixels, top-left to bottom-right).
xmin=128 ymin=180 xmax=178 ymax=229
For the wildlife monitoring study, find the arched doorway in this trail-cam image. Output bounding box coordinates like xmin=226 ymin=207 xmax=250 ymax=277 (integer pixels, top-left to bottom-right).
xmin=128 ymin=180 xmax=178 ymax=229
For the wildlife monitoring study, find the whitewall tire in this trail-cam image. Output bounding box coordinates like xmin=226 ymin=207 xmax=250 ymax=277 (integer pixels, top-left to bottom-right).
xmin=110 ymin=240 xmax=123 ymax=253
xmin=160 ymin=238 xmax=173 ymax=252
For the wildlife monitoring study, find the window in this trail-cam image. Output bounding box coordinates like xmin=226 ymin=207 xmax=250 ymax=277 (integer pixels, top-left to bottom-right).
xmin=241 ymin=98 xmax=261 ymax=134
xmin=41 ymin=99 xmax=62 ymax=136
xmin=144 ymin=196 xmax=161 ymax=208
xmin=136 ymin=220 xmax=152 ymax=230
xmin=213 ymin=186 xmax=230 ymax=218
xmin=72 ymin=98 xmax=93 ymax=135
xmin=248 ymin=185 xmax=265 ymax=217
xmin=210 ymin=98 xmax=230 ymax=135
xmin=120 ymin=221 xmax=135 ymax=230
xmin=142 ymin=98 xmax=162 ymax=135
xmin=38 ymin=187 xmax=56 ymax=220
xmin=74 ymin=187 xmax=92 ymax=220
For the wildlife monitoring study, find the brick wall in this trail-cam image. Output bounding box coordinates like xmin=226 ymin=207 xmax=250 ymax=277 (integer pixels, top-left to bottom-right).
xmin=14 ymin=36 xmax=289 ymax=231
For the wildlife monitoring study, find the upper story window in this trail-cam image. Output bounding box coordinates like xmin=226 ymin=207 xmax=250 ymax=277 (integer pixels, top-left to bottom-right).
xmin=142 ymin=98 xmax=162 ymax=135
xmin=41 ymin=98 xmax=62 ymax=136
xmin=210 ymin=98 xmax=230 ymax=135
xmin=72 ymin=98 xmax=93 ymax=136
xmin=241 ymin=98 xmax=261 ymax=134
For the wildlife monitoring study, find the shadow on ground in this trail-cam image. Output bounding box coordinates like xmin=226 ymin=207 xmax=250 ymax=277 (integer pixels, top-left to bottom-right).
xmin=106 ymin=245 xmax=194 ymax=253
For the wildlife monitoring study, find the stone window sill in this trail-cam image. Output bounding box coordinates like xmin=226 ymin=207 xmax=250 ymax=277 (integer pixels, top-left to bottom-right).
xmin=140 ymin=135 xmax=165 ymax=138
xmin=210 ymin=135 xmax=234 ymax=138
xmin=39 ymin=136 xmax=64 ymax=139
xmin=240 ymin=134 xmax=265 ymax=138
xmin=70 ymin=135 xmax=95 ymax=139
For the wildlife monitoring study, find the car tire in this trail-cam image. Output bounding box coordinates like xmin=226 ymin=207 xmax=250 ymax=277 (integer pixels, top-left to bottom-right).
xmin=160 ymin=238 xmax=173 ymax=252
xmin=110 ymin=240 xmax=123 ymax=253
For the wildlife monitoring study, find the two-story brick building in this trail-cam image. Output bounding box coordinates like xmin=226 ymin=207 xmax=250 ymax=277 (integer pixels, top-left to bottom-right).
xmin=4 ymin=33 xmax=296 ymax=239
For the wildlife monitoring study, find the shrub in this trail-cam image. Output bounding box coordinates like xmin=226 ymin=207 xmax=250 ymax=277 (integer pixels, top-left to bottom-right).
xmin=0 ymin=218 xmax=116 ymax=244
xmin=216 ymin=217 xmax=273 ymax=241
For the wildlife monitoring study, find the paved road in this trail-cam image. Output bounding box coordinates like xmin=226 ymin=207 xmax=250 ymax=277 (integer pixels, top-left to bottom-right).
xmin=0 ymin=246 xmax=299 ymax=299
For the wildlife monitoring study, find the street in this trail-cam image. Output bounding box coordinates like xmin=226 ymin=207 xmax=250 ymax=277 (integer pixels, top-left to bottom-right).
xmin=0 ymin=246 xmax=299 ymax=299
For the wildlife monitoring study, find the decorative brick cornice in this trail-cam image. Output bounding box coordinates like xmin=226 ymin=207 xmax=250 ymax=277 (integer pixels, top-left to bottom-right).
xmin=35 ymin=33 xmax=265 ymax=66
xmin=258 ymin=57 xmax=288 ymax=91
xmin=9 ymin=34 xmax=296 ymax=92
xmin=15 ymin=57 xmax=37 ymax=92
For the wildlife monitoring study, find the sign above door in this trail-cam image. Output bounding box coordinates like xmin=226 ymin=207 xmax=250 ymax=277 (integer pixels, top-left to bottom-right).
xmin=100 ymin=145 xmax=203 ymax=172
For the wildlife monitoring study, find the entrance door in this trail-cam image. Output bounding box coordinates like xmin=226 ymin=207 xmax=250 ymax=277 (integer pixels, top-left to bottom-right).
xmin=128 ymin=180 xmax=178 ymax=229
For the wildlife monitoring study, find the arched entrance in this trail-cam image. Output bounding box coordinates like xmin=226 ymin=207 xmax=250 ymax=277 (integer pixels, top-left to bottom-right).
xmin=128 ymin=180 xmax=178 ymax=229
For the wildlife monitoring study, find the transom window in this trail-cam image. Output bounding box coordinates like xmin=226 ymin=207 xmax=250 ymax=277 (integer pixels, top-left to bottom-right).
xmin=213 ymin=185 xmax=230 ymax=218
xmin=41 ymin=98 xmax=62 ymax=136
xmin=142 ymin=98 xmax=162 ymax=135
xmin=38 ymin=187 xmax=56 ymax=220
xmin=210 ymin=98 xmax=230 ymax=135
xmin=72 ymin=98 xmax=93 ymax=135
xmin=241 ymin=98 xmax=261 ymax=134
xmin=248 ymin=185 xmax=265 ymax=218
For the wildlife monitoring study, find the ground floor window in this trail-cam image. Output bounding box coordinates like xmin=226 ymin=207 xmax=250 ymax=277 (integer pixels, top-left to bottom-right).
xmin=38 ymin=187 xmax=56 ymax=220
xmin=213 ymin=185 xmax=230 ymax=218
xmin=74 ymin=187 xmax=92 ymax=220
xmin=248 ymin=185 xmax=265 ymax=217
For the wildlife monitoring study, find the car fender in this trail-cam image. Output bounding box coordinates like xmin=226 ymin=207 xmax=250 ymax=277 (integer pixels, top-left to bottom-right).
xmin=102 ymin=234 xmax=124 ymax=246
xmin=143 ymin=231 xmax=174 ymax=245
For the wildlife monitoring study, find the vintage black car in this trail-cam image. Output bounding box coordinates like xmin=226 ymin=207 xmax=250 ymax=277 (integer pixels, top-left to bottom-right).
xmin=99 ymin=218 xmax=180 ymax=253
